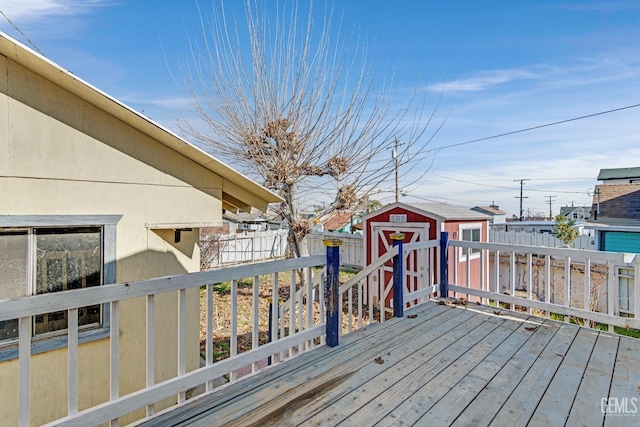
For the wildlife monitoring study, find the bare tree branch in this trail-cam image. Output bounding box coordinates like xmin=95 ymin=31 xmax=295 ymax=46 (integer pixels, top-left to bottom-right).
xmin=176 ymin=0 xmax=443 ymax=257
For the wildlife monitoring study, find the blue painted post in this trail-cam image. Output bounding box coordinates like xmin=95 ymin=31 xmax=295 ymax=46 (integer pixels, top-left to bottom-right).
xmin=391 ymin=233 xmax=405 ymax=317
xmin=439 ymin=232 xmax=449 ymax=298
xmin=324 ymin=238 xmax=342 ymax=347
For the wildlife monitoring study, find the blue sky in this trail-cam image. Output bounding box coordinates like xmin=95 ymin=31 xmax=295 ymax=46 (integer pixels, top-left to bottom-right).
xmin=1 ymin=0 xmax=639 ymax=217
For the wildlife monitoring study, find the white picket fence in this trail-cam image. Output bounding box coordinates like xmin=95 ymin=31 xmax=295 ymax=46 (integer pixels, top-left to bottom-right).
xmin=489 ymin=230 xmax=596 ymax=250
xmin=302 ymin=231 xmax=364 ymax=269
xmin=202 ymin=229 xmax=289 ymax=267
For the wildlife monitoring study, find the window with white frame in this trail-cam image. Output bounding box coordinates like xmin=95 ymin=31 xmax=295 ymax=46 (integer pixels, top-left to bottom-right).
xmin=459 ymin=224 xmax=482 ymax=259
xmin=0 ymin=226 xmax=104 ymax=343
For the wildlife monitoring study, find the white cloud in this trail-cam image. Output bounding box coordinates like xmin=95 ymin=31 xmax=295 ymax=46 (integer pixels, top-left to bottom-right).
xmin=428 ymin=68 xmax=539 ymax=93
xmin=0 ymin=0 xmax=106 ymax=21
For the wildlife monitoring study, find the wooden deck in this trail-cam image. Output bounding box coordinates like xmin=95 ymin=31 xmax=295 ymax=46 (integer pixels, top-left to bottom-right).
xmin=140 ymin=301 xmax=640 ymax=427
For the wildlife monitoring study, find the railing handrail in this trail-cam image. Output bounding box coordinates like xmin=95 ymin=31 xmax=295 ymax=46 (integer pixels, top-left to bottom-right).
xmin=0 ymin=255 xmax=325 ymax=322
xmin=339 ymin=247 xmax=398 ymax=293
xmin=403 ymin=240 xmax=439 ymax=251
xmin=450 ymin=239 xmax=630 ymax=263
xmin=448 ymin=285 xmax=640 ymax=330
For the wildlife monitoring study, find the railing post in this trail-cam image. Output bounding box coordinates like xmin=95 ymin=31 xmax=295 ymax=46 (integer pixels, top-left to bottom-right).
xmin=440 ymin=232 xmax=449 ymax=298
xmin=324 ymin=238 xmax=342 ymax=347
xmin=391 ymin=233 xmax=405 ymax=317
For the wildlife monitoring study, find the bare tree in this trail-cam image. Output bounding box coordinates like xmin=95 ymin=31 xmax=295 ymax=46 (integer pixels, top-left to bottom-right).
xmin=178 ymin=0 xmax=442 ymax=257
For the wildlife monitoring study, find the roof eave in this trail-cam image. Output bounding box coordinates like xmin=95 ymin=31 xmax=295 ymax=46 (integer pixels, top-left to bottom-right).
xmin=0 ymin=32 xmax=283 ymax=211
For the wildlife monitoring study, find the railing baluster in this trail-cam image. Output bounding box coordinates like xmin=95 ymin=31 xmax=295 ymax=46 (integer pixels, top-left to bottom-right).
xmin=271 ymin=273 xmax=279 ymax=362
xmin=205 ymin=285 xmax=213 ymax=390
xmin=584 ymin=259 xmax=591 ymax=328
xmin=178 ymin=288 xmax=186 ymax=402
xmin=110 ymin=300 xmax=119 ymax=427
xmin=494 ymin=249 xmax=500 ymax=295
xmin=545 ymin=254 xmax=551 ymax=318
xmin=230 ymin=279 xmax=238 ymax=381
xmin=289 ymin=271 xmax=295 ymax=358
xmin=510 ymin=252 xmax=516 ymax=308
xmin=146 ymin=294 xmax=155 ymax=414
xmin=357 ymin=279 xmax=363 ymax=330
xmin=452 ymin=245 xmax=458 ymax=298
xmin=252 ymin=275 xmax=259 ymax=372
xmin=466 ymin=247 xmax=471 ymax=301
xmin=306 ymin=268 xmax=313 ymax=349
xmin=608 ymin=260 xmax=616 ymax=333
xmin=564 ymin=256 xmax=571 ymax=322
xmin=18 ymin=316 xmax=31 ymax=427
xmin=348 ymin=287 xmax=353 ymax=332
xmin=527 ymin=253 xmax=533 ymax=314
xmin=68 ymin=308 xmax=78 ymax=416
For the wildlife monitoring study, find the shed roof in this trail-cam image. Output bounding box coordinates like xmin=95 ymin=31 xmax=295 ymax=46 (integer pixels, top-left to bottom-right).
xmin=410 ymin=202 xmax=491 ymax=221
xmin=0 ymin=31 xmax=282 ymax=213
xmin=368 ymin=202 xmax=490 ymax=222
xmin=597 ymin=167 xmax=640 ymax=181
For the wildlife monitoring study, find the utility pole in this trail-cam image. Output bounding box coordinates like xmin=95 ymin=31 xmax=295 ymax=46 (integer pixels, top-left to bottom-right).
xmin=393 ymin=139 xmax=400 ymax=203
xmin=514 ymin=179 xmax=530 ymax=221
xmin=545 ymin=195 xmax=557 ymax=220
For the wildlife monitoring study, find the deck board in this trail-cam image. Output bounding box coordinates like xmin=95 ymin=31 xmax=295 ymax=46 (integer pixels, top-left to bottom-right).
xmin=566 ymin=332 xmax=618 ymax=427
xmin=450 ymin=318 xmax=558 ymax=426
xmin=139 ymin=301 xmax=640 ymax=427
xmin=605 ymin=334 xmax=640 ymax=427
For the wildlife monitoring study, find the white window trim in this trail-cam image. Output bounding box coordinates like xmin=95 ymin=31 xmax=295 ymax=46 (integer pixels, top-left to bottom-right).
xmin=0 ymin=215 xmax=121 ymax=361
xmin=458 ymin=223 xmax=482 ymax=262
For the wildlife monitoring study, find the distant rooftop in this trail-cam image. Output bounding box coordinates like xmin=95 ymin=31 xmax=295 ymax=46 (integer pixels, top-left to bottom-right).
xmin=559 ymin=206 xmax=590 ymax=217
xmin=472 ymin=205 xmax=506 ymax=215
xmin=590 ymin=184 xmax=640 ymax=222
xmin=597 ymin=167 xmax=640 ymax=181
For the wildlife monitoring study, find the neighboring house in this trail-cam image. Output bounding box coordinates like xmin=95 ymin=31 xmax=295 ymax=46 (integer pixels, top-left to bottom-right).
xmin=471 ymin=204 xmax=507 ymax=224
xmin=0 ymin=32 xmax=281 ymax=426
xmin=322 ymin=211 xmax=361 ymax=233
xmin=597 ymin=166 xmax=640 ymax=185
xmin=362 ymin=202 xmax=490 ymax=304
xmin=223 ymin=209 xmax=269 ymax=232
xmin=559 ymin=205 xmax=591 ymax=221
xmin=586 ymin=182 xmax=640 ymax=253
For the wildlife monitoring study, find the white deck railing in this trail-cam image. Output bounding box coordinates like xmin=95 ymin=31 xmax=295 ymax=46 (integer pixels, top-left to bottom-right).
xmin=1 ymin=256 xmax=329 ymax=427
xmin=446 ymin=240 xmax=640 ymax=332
xmin=1 ymin=238 xmax=638 ymax=426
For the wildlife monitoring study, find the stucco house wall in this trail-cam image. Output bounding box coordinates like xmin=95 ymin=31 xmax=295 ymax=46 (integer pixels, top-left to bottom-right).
xmin=0 ymin=33 xmax=280 ymax=425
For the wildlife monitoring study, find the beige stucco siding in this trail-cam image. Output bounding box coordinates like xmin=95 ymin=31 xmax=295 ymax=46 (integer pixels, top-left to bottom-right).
xmin=0 ymin=52 xmax=215 ymax=425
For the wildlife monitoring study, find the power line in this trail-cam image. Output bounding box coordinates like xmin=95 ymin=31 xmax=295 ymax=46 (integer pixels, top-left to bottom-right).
xmin=0 ymin=10 xmax=43 ymax=55
xmin=427 ymin=103 xmax=640 ymax=153
xmin=424 ymin=172 xmax=588 ymax=195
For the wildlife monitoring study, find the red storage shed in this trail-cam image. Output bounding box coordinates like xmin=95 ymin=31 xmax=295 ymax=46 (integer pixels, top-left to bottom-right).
xmin=362 ymin=202 xmax=491 ymax=306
